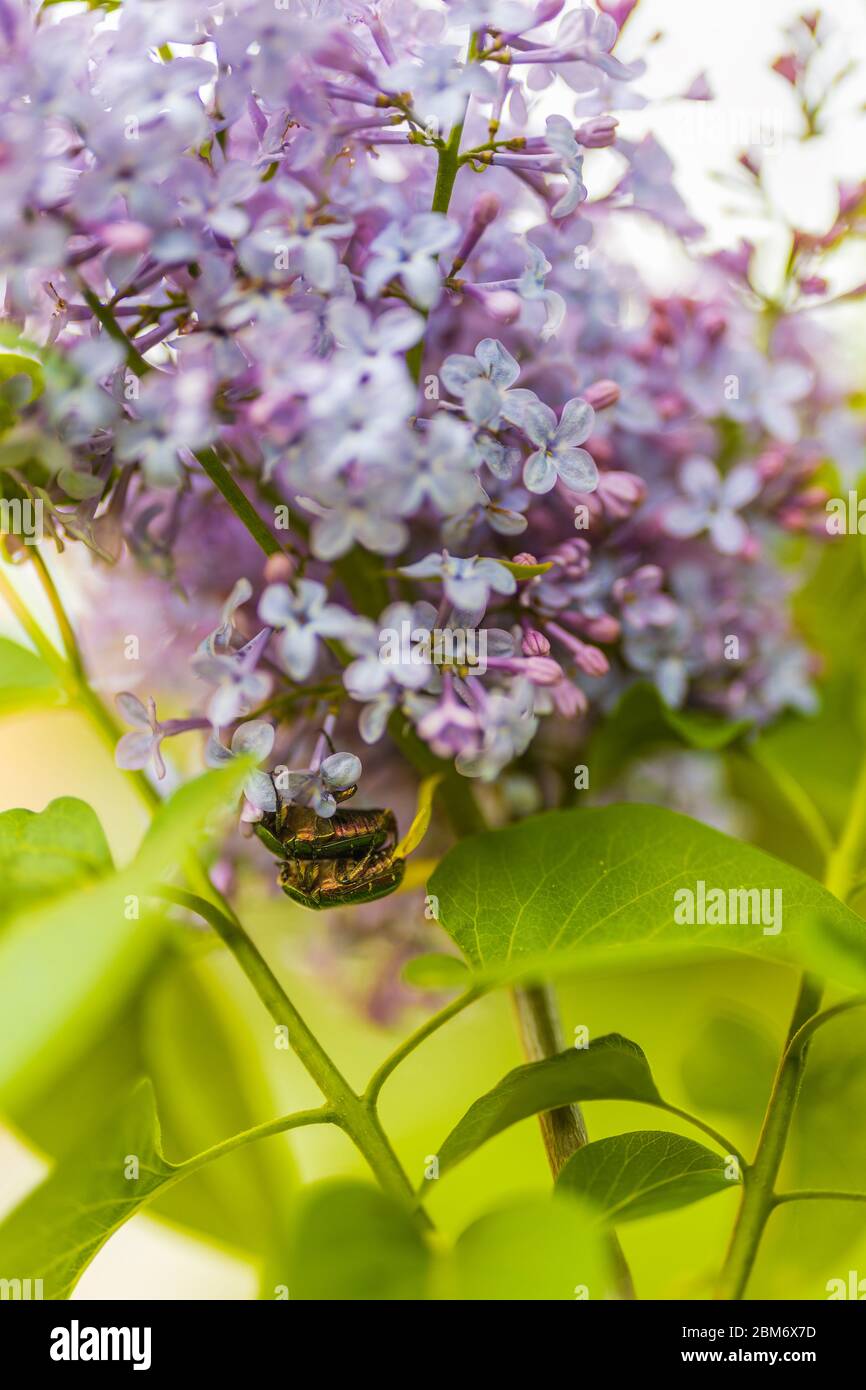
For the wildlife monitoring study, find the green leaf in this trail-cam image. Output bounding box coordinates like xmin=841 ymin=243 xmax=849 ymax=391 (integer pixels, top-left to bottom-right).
xmin=0 ymin=1082 xmax=176 ymax=1299
xmin=0 ymin=797 xmax=112 ymax=922
xmin=286 ymin=1181 xmax=431 ymax=1300
xmin=450 ymin=1195 xmax=607 ymax=1300
xmin=402 ymin=952 xmax=470 ymax=990
xmin=0 ymin=637 xmax=61 ymax=714
xmin=283 ymin=1182 xmax=608 ymax=1301
xmin=141 ymin=953 xmax=297 ymax=1255
xmin=429 ymin=1035 xmax=663 ymax=1181
xmin=556 ymin=1131 xmax=737 ymax=1224
xmin=429 ymin=804 xmax=865 ymax=985
xmin=587 ymin=682 xmax=750 ymax=788
xmin=0 ymin=345 xmax=44 ymax=405
xmin=394 ymin=772 xmax=442 ymax=859
xmin=680 ymin=1013 xmax=777 ymax=1122
xmin=497 ymin=559 xmax=553 ymax=579
xmin=0 ymin=764 xmax=248 ymax=1109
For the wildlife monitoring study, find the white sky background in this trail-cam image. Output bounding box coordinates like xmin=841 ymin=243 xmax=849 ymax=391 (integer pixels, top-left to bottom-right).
xmin=582 ymin=0 xmax=866 ymax=356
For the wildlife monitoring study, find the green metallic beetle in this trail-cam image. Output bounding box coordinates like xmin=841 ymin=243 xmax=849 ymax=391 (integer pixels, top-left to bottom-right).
xmin=255 ymin=789 xmax=406 ymax=910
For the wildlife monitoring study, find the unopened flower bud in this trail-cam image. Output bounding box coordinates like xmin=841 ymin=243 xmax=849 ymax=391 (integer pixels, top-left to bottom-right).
xmin=583 ymin=379 xmax=620 ymax=410
xmin=264 ymin=552 xmax=295 ymax=584
xmin=576 ymin=115 xmax=618 ymax=148
xmin=522 ymin=629 xmax=551 ymax=656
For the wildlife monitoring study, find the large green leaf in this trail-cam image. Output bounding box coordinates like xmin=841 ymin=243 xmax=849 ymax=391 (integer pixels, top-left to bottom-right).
xmin=283 ymin=1181 xmax=607 ymax=1301
xmin=0 ymin=637 xmax=61 ymax=714
xmin=450 ymin=1195 xmax=607 ymax=1301
xmin=556 ymin=1131 xmax=737 ymax=1224
xmin=680 ymin=1013 xmax=776 ymax=1122
xmin=142 ymin=953 xmax=297 ymax=1256
xmin=428 ymin=1035 xmax=663 ymax=1182
xmin=284 ymin=1181 xmax=430 ymax=1301
xmin=0 ymin=1082 xmax=176 ymax=1299
xmin=587 ymin=681 xmax=750 ymax=788
xmin=0 ymin=763 xmax=249 ymax=1110
xmin=0 ymin=797 xmax=112 ymax=921
xmin=429 ymin=805 xmax=865 ymax=984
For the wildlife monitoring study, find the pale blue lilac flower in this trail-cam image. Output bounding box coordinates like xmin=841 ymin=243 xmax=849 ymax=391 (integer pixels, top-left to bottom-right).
xmin=440 ymin=337 xmax=536 ymax=429
xmin=114 ymin=692 xmax=207 ymax=780
xmin=388 ymin=46 xmax=496 ymax=136
xmin=664 ymin=458 xmax=762 ymax=556
xmin=259 ymin=580 xmax=363 ymax=681
xmin=613 ymin=566 xmax=679 ymax=631
xmin=522 ymin=398 xmax=598 ymax=494
xmin=363 ymin=214 xmax=459 ymax=309
xmin=205 ymin=719 xmax=278 ymax=813
xmin=399 ymin=552 xmax=517 ymax=612
xmin=192 ymin=628 xmax=273 ymax=728
xmin=277 ymin=751 xmax=363 ymax=819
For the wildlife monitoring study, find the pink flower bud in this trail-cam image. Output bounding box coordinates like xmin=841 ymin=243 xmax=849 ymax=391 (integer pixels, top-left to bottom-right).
xmin=553 ymin=680 xmax=588 ymax=719
xmin=522 ymin=629 xmax=551 ymax=656
xmin=572 ymin=641 xmax=609 ymax=677
xmin=798 ymin=275 xmax=828 ymax=296
xmin=520 ymin=656 xmax=564 ymax=685
xmin=596 ymin=471 xmax=646 ymax=519
xmin=581 ymin=613 xmax=621 ymax=643
xmin=583 ymin=379 xmax=620 ymax=410
xmin=512 ymin=552 xmax=538 ymax=567
xmin=772 ymin=54 xmax=801 ymax=86
xmin=101 ymin=221 xmax=152 ymax=254
xmin=576 ymin=115 xmax=618 ymax=149
xmin=264 ymin=552 xmax=296 ymax=584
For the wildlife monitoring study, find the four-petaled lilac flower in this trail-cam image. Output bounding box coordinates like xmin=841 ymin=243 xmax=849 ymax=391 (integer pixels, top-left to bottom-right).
xmin=389 ymin=46 xmax=497 ymax=136
xmin=613 ymin=566 xmax=679 ymax=631
xmin=664 ymin=458 xmax=762 ymax=556
xmin=441 ymin=337 xmax=537 ymax=429
xmin=276 ymin=751 xmax=362 ymax=819
xmin=544 ymin=116 xmax=589 ymax=218
xmin=514 ymin=242 xmax=566 ymax=341
xmin=522 ymin=398 xmax=598 ymax=494
xmin=399 ymin=551 xmax=517 ymax=614
xmin=115 ymin=693 xmax=169 ymax=779
xmin=259 ymin=580 xmax=361 ymax=681
xmin=115 ymin=693 xmax=207 ymax=780
xmin=192 ymin=628 xmax=272 ymax=728
xmin=363 ymin=214 xmax=459 ymax=309
xmin=205 ymin=719 xmax=278 ymax=813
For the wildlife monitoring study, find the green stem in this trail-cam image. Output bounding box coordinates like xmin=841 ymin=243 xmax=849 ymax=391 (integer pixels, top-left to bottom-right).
xmin=365 ymin=987 xmax=483 ymax=1105
xmin=29 ymin=549 xmax=85 ymax=678
xmin=661 ymin=1104 xmax=745 ymax=1168
xmin=824 ymin=754 xmax=866 ymax=902
xmin=717 ymin=749 xmax=866 ymax=1300
xmin=179 ymin=1106 xmax=334 ymax=1180
xmin=774 ymin=1190 xmax=866 ymax=1206
xmin=156 ymin=886 xmax=427 ymax=1221
xmin=512 ymin=983 xmax=636 ymax=1301
xmin=405 ymin=32 xmax=477 ymax=385
xmin=80 ymin=285 xmax=149 ymax=377
xmin=196 ymin=448 xmax=284 ymax=558
xmin=784 ymin=997 xmax=866 ymax=1060
xmin=717 ymin=973 xmax=823 ymax=1300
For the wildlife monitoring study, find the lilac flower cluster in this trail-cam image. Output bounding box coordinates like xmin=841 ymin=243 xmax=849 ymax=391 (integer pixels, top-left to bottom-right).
xmin=1 ymin=0 xmax=860 ymax=809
